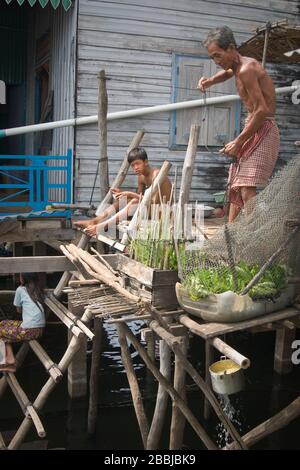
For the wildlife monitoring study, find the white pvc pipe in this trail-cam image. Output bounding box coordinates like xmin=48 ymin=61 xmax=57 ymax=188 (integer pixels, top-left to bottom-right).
xmin=0 ymin=85 xmax=297 ymax=139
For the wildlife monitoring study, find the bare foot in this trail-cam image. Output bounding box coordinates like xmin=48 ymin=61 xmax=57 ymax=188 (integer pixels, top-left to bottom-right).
xmin=0 ymin=363 xmax=16 ymax=373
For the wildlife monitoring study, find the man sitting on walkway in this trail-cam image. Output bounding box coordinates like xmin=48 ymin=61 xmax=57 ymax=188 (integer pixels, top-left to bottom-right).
xmin=74 ymin=147 xmax=172 ymax=237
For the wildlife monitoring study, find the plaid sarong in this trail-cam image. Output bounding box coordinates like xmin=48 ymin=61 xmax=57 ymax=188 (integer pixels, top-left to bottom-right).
xmin=228 ymin=117 xmax=280 ymax=208
xmin=0 ymin=320 xmax=43 ymax=342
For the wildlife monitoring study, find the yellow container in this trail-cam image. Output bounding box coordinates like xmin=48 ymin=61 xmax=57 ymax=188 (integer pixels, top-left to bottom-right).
xmin=209 ymin=358 xmax=245 ymax=395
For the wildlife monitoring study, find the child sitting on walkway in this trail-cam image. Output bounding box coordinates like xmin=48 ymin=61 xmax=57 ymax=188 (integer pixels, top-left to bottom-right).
xmin=0 ymin=273 xmax=45 ymax=373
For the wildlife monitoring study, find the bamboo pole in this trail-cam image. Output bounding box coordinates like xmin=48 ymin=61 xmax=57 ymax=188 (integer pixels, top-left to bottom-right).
xmin=117 ymin=323 xmax=150 ymax=448
xmin=204 ymin=341 xmax=213 ymax=420
xmin=54 ymin=129 xmax=145 ymax=298
xmin=169 ymin=335 xmax=188 ymax=450
xmin=121 ymin=161 xmax=172 ymax=244
xmin=0 ymin=432 xmax=6 ymax=449
xmin=178 ymin=125 xmax=200 ymax=208
xmin=62 ymin=244 xmax=141 ymax=303
xmin=106 ymin=309 xmax=183 ymax=324
xmin=29 ymin=340 xmax=63 ymax=383
xmin=6 ymin=373 xmax=46 ymax=438
xmin=45 ymin=297 xmax=83 ymax=338
xmin=146 ymin=339 xmax=171 ymax=450
xmin=48 ymin=293 xmax=94 ymax=340
xmin=120 ymin=322 xmax=217 ymax=450
xmin=8 ymin=308 xmax=94 ymax=449
xmin=88 ymin=317 xmax=102 ymax=435
xmin=210 ymin=337 xmax=250 ymax=369
xmin=225 ymin=394 xmax=300 ymax=450
xmin=241 ymin=226 xmax=300 ymax=296
xmin=149 ymin=318 xmax=247 ymax=450
xmin=98 ymin=70 xmax=109 ymax=201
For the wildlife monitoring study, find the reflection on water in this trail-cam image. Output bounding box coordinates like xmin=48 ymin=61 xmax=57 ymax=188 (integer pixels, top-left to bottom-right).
xmin=0 ymin=306 xmax=300 ymax=449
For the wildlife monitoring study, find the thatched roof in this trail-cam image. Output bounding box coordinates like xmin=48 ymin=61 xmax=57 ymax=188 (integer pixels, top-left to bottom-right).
xmin=238 ymin=21 xmax=300 ymax=64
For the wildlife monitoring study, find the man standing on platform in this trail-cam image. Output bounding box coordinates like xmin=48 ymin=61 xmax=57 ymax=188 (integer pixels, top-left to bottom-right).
xmin=198 ymin=26 xmax=280 ymax=222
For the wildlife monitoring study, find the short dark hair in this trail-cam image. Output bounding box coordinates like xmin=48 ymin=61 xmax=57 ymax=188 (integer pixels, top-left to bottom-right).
xmin=127 ymin=147 xmax=148 ymax=164
xmin=203 ymin=26 xmax=237 ymax=50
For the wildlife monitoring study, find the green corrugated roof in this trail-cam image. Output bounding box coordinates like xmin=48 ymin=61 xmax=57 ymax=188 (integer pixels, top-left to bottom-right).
xmin=4 ymin=0 xmax=72 ymax=11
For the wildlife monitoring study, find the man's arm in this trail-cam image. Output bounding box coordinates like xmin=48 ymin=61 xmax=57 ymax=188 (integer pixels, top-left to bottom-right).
xmin=198 ymin=69 xmax=233 ymax=91
xmin=115 ymin=176 xmax=144 ymax=200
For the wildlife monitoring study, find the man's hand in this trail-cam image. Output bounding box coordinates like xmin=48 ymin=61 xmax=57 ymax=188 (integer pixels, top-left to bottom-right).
xmin=111 ymin=187 xmax=121 ymax=194
xmin=219 ymin=139 xmax=243 ymax=158
xmin=197 ymin=77 xmax=211 ymax=92
xmin=83 ymin=225 xmax=97 ymax=237
xmin=114 ymin=191 xmax=130 ymax=200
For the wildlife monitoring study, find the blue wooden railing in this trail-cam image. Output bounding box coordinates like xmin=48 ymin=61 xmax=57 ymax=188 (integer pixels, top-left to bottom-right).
xmin=0 ymin=149 xmax=72 ymax=217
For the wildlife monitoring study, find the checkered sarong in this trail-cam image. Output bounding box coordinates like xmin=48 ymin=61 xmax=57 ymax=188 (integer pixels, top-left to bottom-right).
xmin=228 ymin=117 xmax=280 ymax=208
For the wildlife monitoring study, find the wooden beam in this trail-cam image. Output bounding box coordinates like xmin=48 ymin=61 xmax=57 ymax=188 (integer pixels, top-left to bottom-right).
xmin=0 ymin=254 xmax=118 ymax=274
xmin=0 ymin=256 xmax=75 ymax=274
xmin=0 ymin=228 xmax=76 ymax=244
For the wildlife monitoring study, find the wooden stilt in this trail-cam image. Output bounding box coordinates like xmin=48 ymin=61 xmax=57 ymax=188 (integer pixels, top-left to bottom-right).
xmin=7 ymin=308 xmax=93 ymax=449
xmin=117 ymin=323 xmax=149 ymax=448
xmin=149 ymin=318 xmax=246 ymax=450
xmin=147 ymin=339 xmax=171 ymax=450
xmin=67 ymin=299 xmax=87 ymax=398
xmin=121 ymin=322 xmax=217 ymax=450
xmin=274 ymin=326 xmax=296 ymax=375
xmin=98 ymin=70 xmax=109 ymax=202
xmin=204 ymin=341 xmax=213 ymax=420
xmin=225 ymin=394 xmax=300 ymax=450
xmin=87 ymin=317 xmax=103 ymax=435
xmin=169 ymin=335 xmax=188 ymax=450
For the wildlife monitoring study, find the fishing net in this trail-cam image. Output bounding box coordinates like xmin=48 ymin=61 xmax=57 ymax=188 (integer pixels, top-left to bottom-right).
xmin=178 ymin=153 xmax=300 ymax=301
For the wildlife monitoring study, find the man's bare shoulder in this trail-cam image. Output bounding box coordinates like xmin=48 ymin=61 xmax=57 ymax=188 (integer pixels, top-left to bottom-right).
xmin=239 ymin=57 xmax=263 ymax=77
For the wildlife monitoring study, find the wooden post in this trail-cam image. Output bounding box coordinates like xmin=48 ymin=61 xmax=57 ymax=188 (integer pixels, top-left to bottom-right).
xmin=178 ymin=125 xmax=200 ymax=208
xmin=261 ymin=22 xmax=271 ymax=68
xmin=8 ymin=308 xmax=93 ymax=449
xmin=98 ymin=70 xmax=109 ymax=202
xmin=204 ymin=341 xmax=213 ymax=420
xmin=33 ymin=242 xmax=47 ymax=288
xmin=169 ymin=335 xmax=188 ymax=450
xmin=67 ymin=298 xmax=87 ymax=398
xmin=147 ymin=339 xmax=171 ymax=450
xmin=87 ymin=316 xmax=102 ymax=435
xmin=121 ymin=322 xmax=217 ymax=450
xmin=117 ymin=323 xmax=149 ymax=448
xmin=274 ymin=326 xmax=296 ymax=375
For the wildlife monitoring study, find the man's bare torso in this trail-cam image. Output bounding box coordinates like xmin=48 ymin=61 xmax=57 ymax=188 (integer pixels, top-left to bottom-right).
xmin=235 ymin=56 xmax=276 ymax=117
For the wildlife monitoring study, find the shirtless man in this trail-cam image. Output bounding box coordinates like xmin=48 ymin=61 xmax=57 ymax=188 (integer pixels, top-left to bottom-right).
xmin=74 ymin=147 xmax=172 ymax=237
xmin=198 ymin=26 xmax=280 ymax=222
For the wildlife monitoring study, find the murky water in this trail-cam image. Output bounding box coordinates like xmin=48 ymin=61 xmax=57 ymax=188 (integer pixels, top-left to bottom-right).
xmin=1 ymin=280 xmax=300 ymax=449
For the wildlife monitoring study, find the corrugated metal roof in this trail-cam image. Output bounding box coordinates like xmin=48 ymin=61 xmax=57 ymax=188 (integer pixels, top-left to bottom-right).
xmin=4 ymin=0 xmax=73 ymax=11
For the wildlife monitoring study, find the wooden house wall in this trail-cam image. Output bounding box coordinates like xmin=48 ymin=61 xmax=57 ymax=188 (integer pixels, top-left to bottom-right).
xmin=75 ymin=0 xmax=300 ymax=206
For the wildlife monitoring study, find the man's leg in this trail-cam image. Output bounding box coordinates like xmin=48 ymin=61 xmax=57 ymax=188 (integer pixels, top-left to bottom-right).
xmin=5 ymin=343 xmax=15 ymax=365
xmin=241 ymin=186 xmax=256 ymax=216
xmin=228 ymin=203 xmax=241 ymax=223
xmin=97 ymin=198 xmax=139 ymax=233
xmin=74 ymin=200 xmax=119 ymax=229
